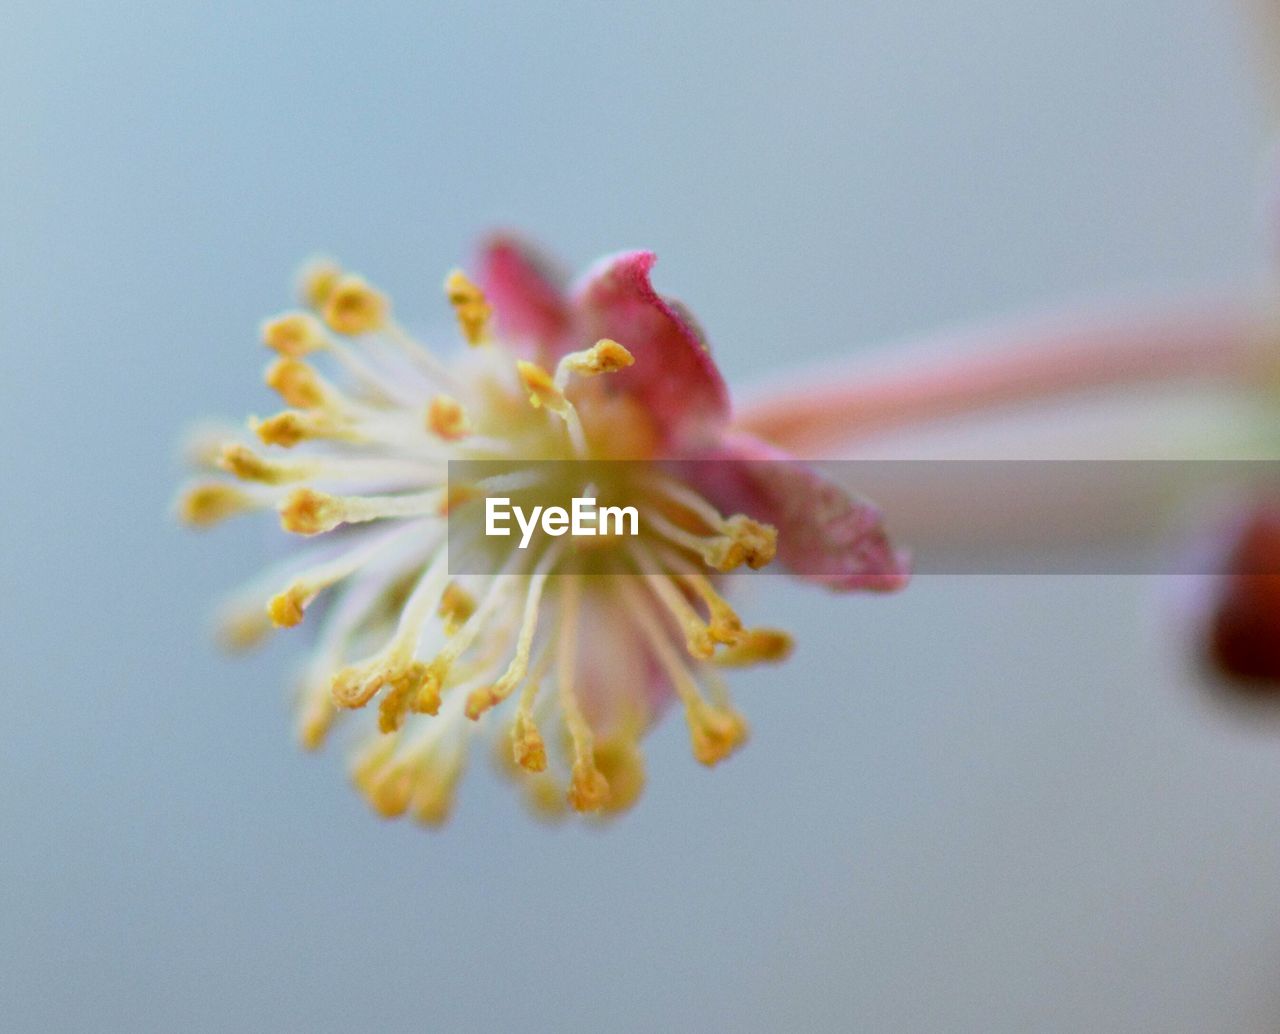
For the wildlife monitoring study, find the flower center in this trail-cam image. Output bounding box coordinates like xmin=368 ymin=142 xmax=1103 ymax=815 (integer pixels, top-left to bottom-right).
xmin=179 ymin=259 xmax=794 ymax=822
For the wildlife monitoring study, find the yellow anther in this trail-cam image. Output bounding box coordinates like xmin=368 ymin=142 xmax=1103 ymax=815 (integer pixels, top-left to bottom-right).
xmin=703 ymin=538 xmax=748 ymax=573
xmin=511 ymin=710 xmax=547 ymax=772
xmin=425 ymin=394 xmax=470 ymax=440
xmin=679 ymin=574 xmax=743 ymax=645
xmin=252 ymin=409 xmax=357 ymax=448
xmin=331 ymin=660 xmax=388 ymax=709
xmin=182 ymin=428 xmax=233 ymax=470
xmin=726 ymin=515 xmax=778 ymax=570
xmin=464 ymin=685 xmax=500 ymax=721
xmin=218 ymin=443 xmax=275 ymax=482
xmin=322 ymin=274 xmax=388 ymax=335
xmin=592 ymin=735 xmax=646 ymax=815
xmin=368 ymin=765 xmax=415 ymax=818
xmin=215 ymin=603 xmax=275 ymax=652
xmin=410 ymin=659 xmax=447 ymax=716
xmin=684 ymin=626 xmax=716 ymax=660
xmin=178 ymin=483 xmax=255 ymax=528
xmin=687 ymin=703 xmax=749 ymax=767
xmin=278 ymin=488 xmax=343 ymax=535
xmin=444 ymin=268 xmax=492 ymax=346
xmin=437 ymin=581 xmax=476 ymax=635
xmin=712 ymin=628 xmax=794 ymax=667
xmin=252 ymin=411 xmax=311 ymax=448
xmin=265 ymin=358 xmax=327 ymax=409
xmin=377 ymin=678 xmax=418 ymax=733
xmin=706 ymin=608 xmax=741 ymax=645
xmin=267 ymin=586 xmax=307 ymax=627
xmin=351 ymin=736 xmax=412 ymax=817
xmin=261 ymin=312 xmax=327 ymax=356
xmin=296 ymin=695 xmax=334 ymax=751
xmin=567 ymin=757 xmax=611 ymax=812
xmin=252 ymin=412 xmax=306 ymax=448
xmin=560 ymin=338 xmax=635 ymax=378
xmin=297 ymin=257 xmax=342 ymax=310
xmin=516 ymin=359 xmax=568 ymax=413
xmin=697 ymin=518 xmax=777 ymax=573
xmin=411 ymin=760 xmax=461 ymax=826
xmin=331 ymin=655 xmax=434 ymax=712
xmin=637 ymin=564 xmax=718 ymax=659
xmin=351 ymin=734 xmax=393 ymax=780
xmin=217 ymin=443 xmax=307 ymax=485
xmin=524 ymin=775 xmax=568 ymax=822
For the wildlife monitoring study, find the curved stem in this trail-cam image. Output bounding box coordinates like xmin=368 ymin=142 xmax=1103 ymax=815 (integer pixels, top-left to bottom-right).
xmin=733 ymin=293 xmax=1275 ymax=455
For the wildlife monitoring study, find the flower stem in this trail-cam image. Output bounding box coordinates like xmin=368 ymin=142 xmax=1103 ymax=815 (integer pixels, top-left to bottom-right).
xmin=734 ymin=293 xmax=1276 ymax=454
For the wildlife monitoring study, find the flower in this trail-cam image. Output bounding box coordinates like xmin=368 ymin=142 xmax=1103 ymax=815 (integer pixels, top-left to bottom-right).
xmin=178 ymin=236 xmax=909 ymax=825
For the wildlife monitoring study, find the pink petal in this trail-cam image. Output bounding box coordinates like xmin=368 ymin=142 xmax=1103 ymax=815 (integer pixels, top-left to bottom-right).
xmin=573 ymin=251 xmax=730 ymax=449
xmin=672 ymin=432 xmax=911 ymax=591
xmin=477 ymin=233 xmax=572 ymax=355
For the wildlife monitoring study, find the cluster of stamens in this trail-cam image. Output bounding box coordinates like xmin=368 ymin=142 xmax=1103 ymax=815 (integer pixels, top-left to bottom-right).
xmin=179 ymin=258 xmax=793 ymax=824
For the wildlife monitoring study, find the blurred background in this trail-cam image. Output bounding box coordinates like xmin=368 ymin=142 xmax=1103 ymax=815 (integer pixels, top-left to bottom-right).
xmin=3 ymin=1 xmax=1278 ymax=1030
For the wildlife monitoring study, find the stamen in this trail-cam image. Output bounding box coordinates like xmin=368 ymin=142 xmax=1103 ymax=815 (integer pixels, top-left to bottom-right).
xmin=177 ymin=482 xmax=261 ymax=528
xmin=691 ymin=703 xmax=749 ymax=765
xmin=644 ymin=475 xmax=778 ymax=569
xmin=278 ymin=487 xmax=446 ymax=535
xmin=261 ymin=312 xmax=328 ymax=357
xmin=437 ymin=582 xmax=476 ymax=635
xmin=263 ymin=306 xmax=421 ymax=405
xmin=264 ymin=357 xmax=331 ymax=409
xmin=277 ymin=489 xmax=343 ymax=535
xmin=215 ymin=597 xmax=276 ymax=652
xmin=517 ymin=359 xmax=588 ymax=456
xmin=511 ymin=643 xmax=556 ymax=772
xmin=444 ymin=269 xmax=492 ymax=346
xmin=512 ymin=709 xmax=546 ymax=772
xmin=409 ymin=745 xmax=465 ymax=826
xmin=644 ymin=507 xmax=777 ymax=572
xmin=219 ymin=444 xmax=443 ymax=491
xmin=712 ymin=628 xmax=794 ymax=667
xmin=321 ymin=274 xmax=388 ymax=336
xmin=219 ymin=444 xmax=308 ymax=485
xmin=628 ymin=543 xmax=715 ymax=659
xmin=464 ymin=543 xmax=562 ymax=720
xmin=299 ymin=550 xmax=435 ymax=749
xmin=296 ymin=257 xmax=342 ymax=311
xmin=618 ymin=578 xmax=748 ymax=767
xmin=406 ymin=553 xmax=529 ymax=715
xmin=553 ymin=338 xmax=634 ymax=388
xmin=330 ymin=550 xmax=450 ymax=710
xmin=523 ymin=772 xmax=569 ymax=822
xmin=724 ymin=514 xmax=778 ymax=570
xmin=183 ymin=423 xmax=246 ymax=470
xmin=267 ymin=524 xmax=415 ymax=628
xmin=252 ymin=409 xmax=360 ymax=448
xmin=677 ymin=571 xmax=745 ymax=645
xmin=426 ymin=394 xmax=471 ymax=441
xmin=350 ymin=735 xmax=406 ymax=816
xmin=591 ymin=730 xmax=646 ymax=816
xmin=558 ymin=576 xmax=610 ymax=811
xmin=516 ymin=359 xmax=568 ymax=413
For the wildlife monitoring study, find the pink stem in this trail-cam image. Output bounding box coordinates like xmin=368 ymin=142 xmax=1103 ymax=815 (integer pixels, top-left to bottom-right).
xmin=733 ymin=294 xmax=1273 ymax=454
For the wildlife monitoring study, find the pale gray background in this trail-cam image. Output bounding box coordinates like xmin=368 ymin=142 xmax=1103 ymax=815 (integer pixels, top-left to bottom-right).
xmin=2 ymin=2 xmax=1278 ymax=1031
